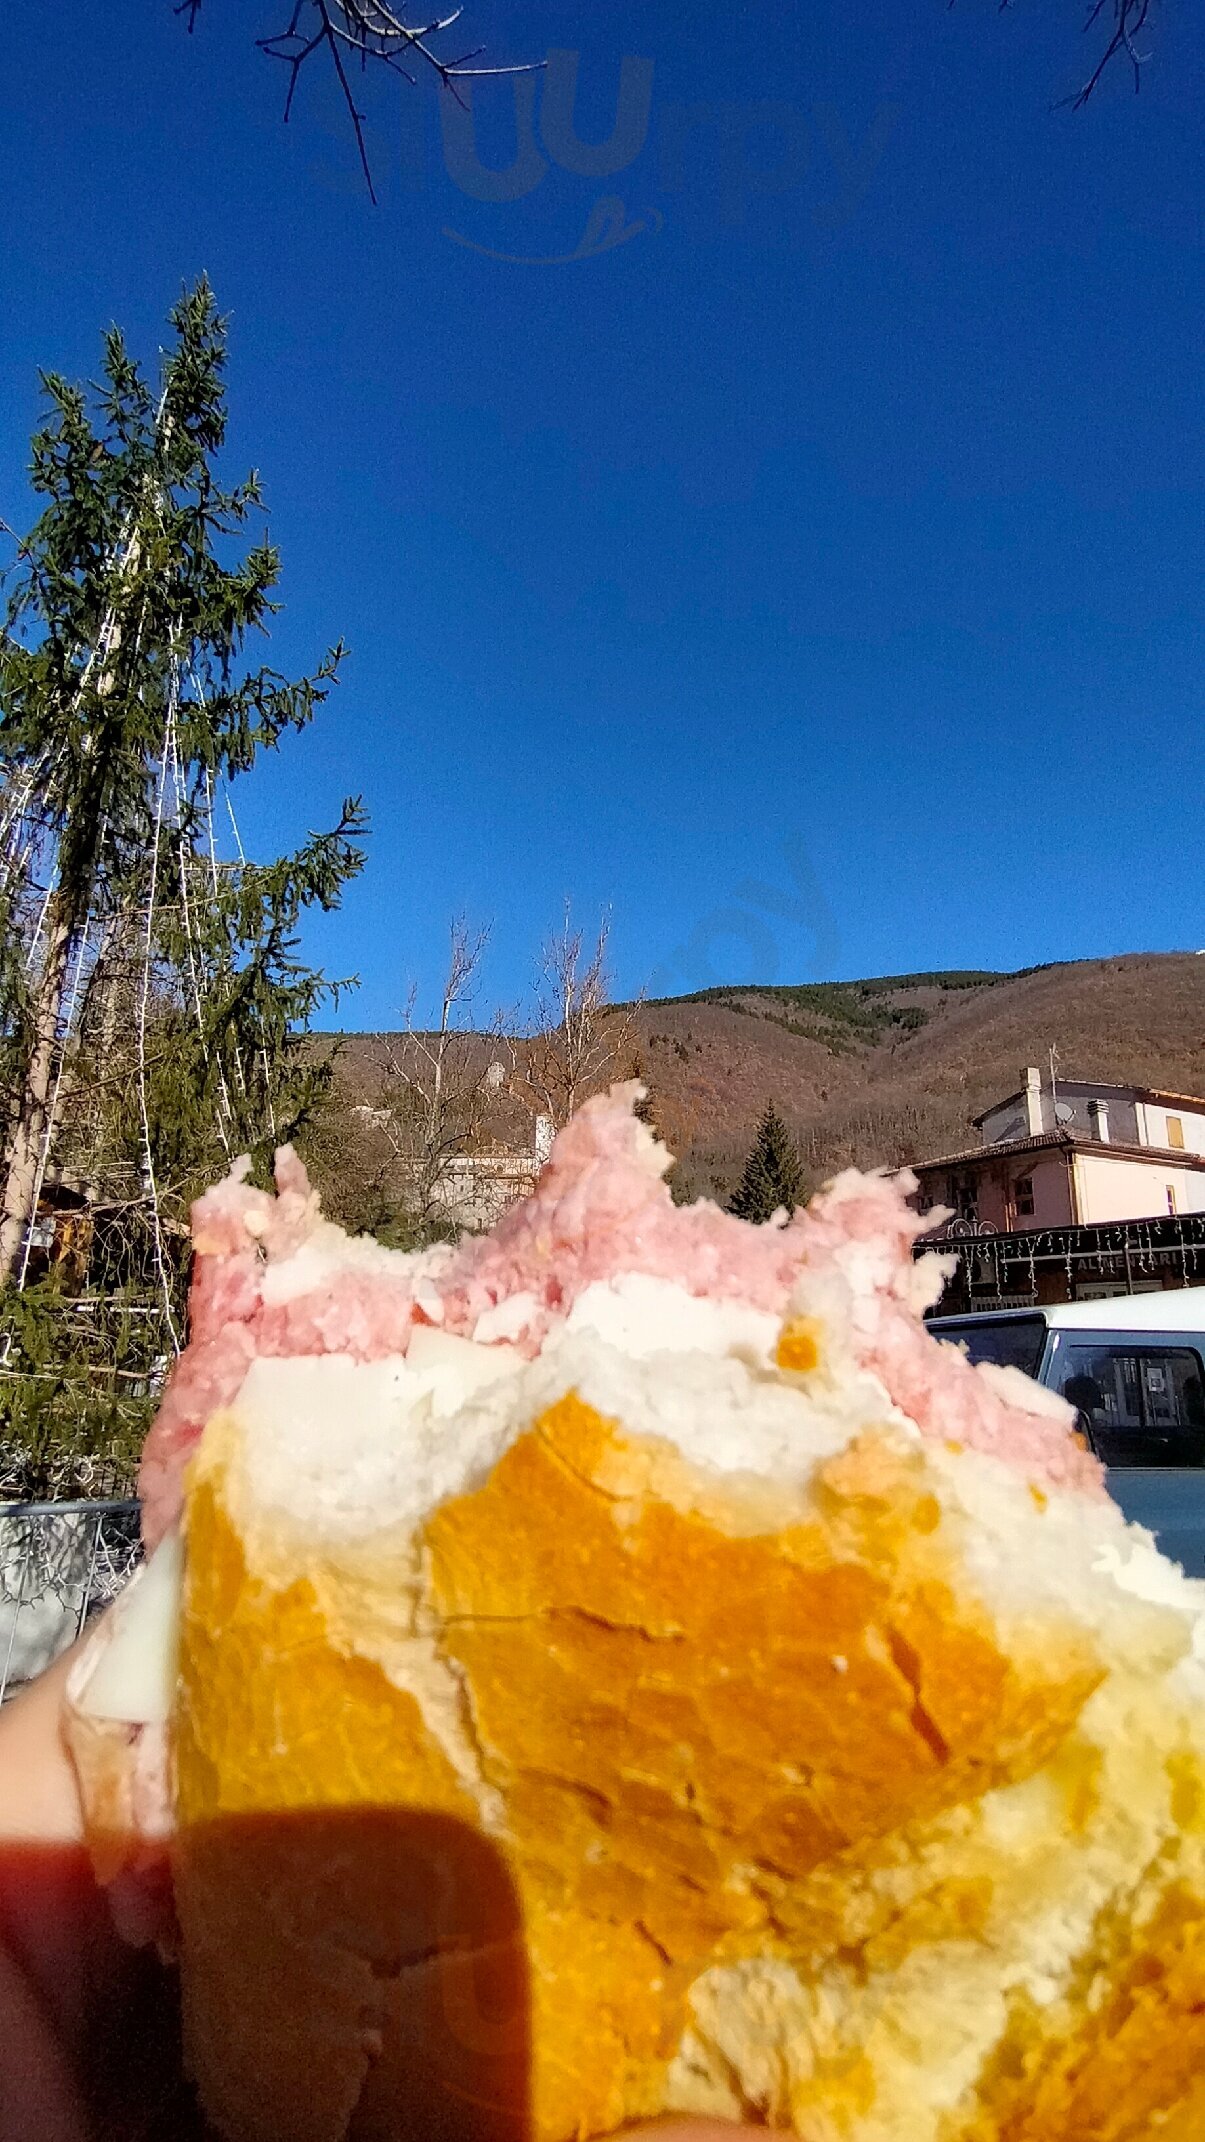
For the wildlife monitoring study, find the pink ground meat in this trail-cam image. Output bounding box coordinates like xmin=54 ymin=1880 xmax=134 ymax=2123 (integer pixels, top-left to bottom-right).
xmin=138 ymin=1085 xmax=1100 ymax=1548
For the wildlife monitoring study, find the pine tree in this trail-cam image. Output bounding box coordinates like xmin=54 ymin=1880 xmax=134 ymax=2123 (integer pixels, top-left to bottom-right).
xmin=624 ymin=1049 xmax=657 ymax=1129
xmin=0 ymin=284 xmax=366 ymax=1492
xmin=729 ymin=1102 xmax=804 ymax=1223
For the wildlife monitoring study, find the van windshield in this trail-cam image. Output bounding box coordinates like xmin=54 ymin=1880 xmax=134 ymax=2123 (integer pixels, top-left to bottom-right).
xmin=931 ymin=1317 xmax=1046 ymax=1379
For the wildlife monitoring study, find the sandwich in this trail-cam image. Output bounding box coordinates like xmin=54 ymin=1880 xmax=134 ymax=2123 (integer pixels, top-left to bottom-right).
xmin=64 ymin=1084 xmax=1205 ymax=2141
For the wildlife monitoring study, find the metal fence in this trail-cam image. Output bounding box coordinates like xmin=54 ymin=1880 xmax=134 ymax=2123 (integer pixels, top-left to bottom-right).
xmin=918 ymin=1212 xmax=1205 ymax=1315
xmin=0 ymin=1498 xmax=142 ymax=1703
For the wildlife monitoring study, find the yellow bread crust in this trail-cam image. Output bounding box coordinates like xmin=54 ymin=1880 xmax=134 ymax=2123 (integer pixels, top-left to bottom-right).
xmin=165 ymin=1395 xmax=1149 ymax=2142
xmin=425 ymin=1400 xmax=1103 ymax=1896
xmin=668 ymin=1760 xmax=1205 ymax=2139
xmin=954 ymin=1882 xmax=1205 ymax=2142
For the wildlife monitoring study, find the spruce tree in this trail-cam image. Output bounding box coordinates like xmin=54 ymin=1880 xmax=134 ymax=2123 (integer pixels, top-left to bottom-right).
xmin=729 ymin=1102 xmax=804 ymax=1223
xmin=0 ymin=284 xmax=365 ymax=1492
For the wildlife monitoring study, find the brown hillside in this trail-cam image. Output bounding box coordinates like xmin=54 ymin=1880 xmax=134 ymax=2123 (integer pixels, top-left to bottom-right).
xmin=317 ymin=953 xmax=1205 ymax=1211
xmin=632 ymin=953 xmax=1205 ymax=1198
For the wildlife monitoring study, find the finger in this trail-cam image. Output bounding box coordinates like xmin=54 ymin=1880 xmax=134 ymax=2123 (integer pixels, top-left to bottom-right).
xmin=0 ymin=1639 xmax=86 ymax=1844
xmin=0 ymin=1640 xmax=109 ymax=2063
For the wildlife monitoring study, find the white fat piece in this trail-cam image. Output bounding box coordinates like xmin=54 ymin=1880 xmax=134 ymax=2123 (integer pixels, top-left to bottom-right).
xmin=234 ymin=1331 xmax=524 ymax=1449
xmin=472 ymin=1292 xmax=540 ymax=1345
xmin=228 ymin=1342 xmax=533 ymax=1541
xmin=565 ymin=1275 xmax=780 ymax=1365
xmin=404 ymin=1323 xmax=525 ymax=1398
xmin=76 ymin=1532 xmax=183 ymax=1724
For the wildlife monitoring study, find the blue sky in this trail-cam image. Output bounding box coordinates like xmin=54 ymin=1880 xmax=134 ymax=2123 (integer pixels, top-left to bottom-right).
xmin=2 ymin=0 xmax=1203 ymax=1026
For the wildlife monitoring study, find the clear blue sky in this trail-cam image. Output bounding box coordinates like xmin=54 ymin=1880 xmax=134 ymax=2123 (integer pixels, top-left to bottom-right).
xmin=2 ymin=1 xmax=1203 ymax=1026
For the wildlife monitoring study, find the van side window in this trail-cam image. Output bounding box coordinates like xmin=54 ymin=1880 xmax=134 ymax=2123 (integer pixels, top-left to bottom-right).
xmin=1057 ymin=1346 xmax=1205 ymax=1466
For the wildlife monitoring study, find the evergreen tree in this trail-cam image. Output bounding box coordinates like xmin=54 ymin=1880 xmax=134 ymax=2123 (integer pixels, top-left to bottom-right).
xmin=729 ymin=1102 xmax=804 ymax=1223
xmin=0 ymin=284 xmax=365 ymax=1491
xmin=625 ymin=1050 xmax=657 ymax=1130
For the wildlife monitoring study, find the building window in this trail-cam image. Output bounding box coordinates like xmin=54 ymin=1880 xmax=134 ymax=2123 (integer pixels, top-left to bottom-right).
xmin=1167 ymin=1116 xmax=1186 ymax=1150
xmin=1014 ymin=1174 xmax=1035 ymax=1218
xmin=1056 ymin=1345 xmax=1205 ymax=1464
xmin=950 ymin=1171 xmax=978 ymax=1222
xmin=1168 ymin=1185 xmax=1178 ymax=1215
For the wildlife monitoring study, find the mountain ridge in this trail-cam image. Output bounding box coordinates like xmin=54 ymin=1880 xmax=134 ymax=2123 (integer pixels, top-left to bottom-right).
xmin=319 ymin=952 xmax=1205 ymax=1207
xmin=627 ymin=951 xmax=1205 ymax=1198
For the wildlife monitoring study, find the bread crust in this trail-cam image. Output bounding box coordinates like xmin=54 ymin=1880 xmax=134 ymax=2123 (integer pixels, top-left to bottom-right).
xmin=171 ymin=1398 xmax=1155 ymax=2142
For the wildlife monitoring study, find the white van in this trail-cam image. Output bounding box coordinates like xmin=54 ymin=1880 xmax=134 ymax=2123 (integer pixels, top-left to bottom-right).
xmin=929 ymin=1289 xmax=1205 ymax=1575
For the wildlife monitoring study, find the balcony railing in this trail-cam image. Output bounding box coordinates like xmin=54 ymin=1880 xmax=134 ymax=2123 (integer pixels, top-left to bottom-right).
xmin=918 ymin=1212 xmax=1205 ymax=1313
xmin=0 ymin=1498 xmax=142 ymax=1703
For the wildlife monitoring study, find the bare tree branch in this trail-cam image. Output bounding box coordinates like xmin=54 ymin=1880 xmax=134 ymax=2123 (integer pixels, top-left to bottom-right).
xmin=1061 ymin=0 xmax=1155 ymax=105
xmin=379 ymin=916 xmax=511 ymax=1229
xmin=517 ymin=906 xmax=639 ymax=1131
xmin=177 ymin=1 xmax=542 ymax=201
xmin=973 ymin=0 xmax=1159 ymax=106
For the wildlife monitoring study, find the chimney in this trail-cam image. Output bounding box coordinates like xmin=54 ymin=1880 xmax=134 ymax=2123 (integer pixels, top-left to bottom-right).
xmin=1023 ymin=1066 xmax=1044 ymax=1136
xmin=533 ymin=1113 xmax=555 ymax=1165
xmin=1088 ymin=1098 xmax=1110 ymax=1144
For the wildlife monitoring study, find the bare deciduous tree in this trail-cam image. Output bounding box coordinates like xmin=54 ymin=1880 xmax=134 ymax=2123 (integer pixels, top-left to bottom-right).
xmin=305 ymin=908 xmax=644 ymax=1237
xmin=379 ymin=917 xmax=511 ymax=1233
xmin=519 ymin=908 xmax=638 ymax=1130
xmin=176 ymin=1 xmax=540 ymax=199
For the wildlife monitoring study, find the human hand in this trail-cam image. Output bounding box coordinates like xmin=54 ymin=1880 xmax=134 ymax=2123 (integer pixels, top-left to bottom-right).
xmin=0 ymin=1645 xmax=759 ymax=2141
xmin=0 ymin=1641 xmax=199 ymax=2141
